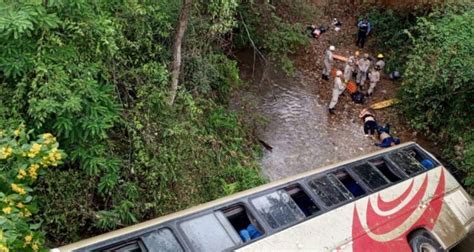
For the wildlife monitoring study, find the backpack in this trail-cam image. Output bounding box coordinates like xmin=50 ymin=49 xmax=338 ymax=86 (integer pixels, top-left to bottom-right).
xmin=352 ymin=91 xmax=365 ymax=104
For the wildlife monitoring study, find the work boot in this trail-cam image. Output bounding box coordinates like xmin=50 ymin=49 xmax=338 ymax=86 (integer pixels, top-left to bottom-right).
xmin=328 ymin=108 xmax=335 ymax=114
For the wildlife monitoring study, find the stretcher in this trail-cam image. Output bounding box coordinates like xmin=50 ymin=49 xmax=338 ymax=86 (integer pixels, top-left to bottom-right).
xmin=333 ymin=54 xmax=348 ymax=62
xmin=370 ymin=98 xmax=400 ymax=109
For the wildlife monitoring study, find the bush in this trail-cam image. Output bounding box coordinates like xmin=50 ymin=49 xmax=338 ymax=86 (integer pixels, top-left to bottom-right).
xmin=365 ymin=8 xmax=416 ymax=73
xmin=398 ymin=6 xmax=474 ymax=192
xmin=237 ymin=1 xmax=309 ymax=75
xmin=0 ymin=127 xmax=65 ymax=251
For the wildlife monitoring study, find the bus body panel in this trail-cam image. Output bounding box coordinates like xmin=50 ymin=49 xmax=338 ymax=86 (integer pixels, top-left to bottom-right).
xmin=54 ymin=143 xmax=473 ymax=252
xmin=237 ymin=167 xmax=472 ymax=252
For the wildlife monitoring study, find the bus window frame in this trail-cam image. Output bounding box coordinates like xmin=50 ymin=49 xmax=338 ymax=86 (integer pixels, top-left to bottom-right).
xmin=176 ymin=207 xmax=251 ymax=251
xmin=89 ymin=225 xmax=188 ymax=252
xmin=349 ymin=161 xmax=392 ymax=191
xmin=387 ymin=146 xmax=439 ymax=178
xmin=368 ymin=156 xmax=407 ymax=183
xmin=305 ymin=167 xmax=372 ymax=210
xmin=246 ymin=183 xmax=324 ymax=233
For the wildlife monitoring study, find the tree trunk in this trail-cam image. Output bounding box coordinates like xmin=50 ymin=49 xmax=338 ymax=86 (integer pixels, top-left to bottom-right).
xmin=168 ymin=0 xmax=193 ymax=105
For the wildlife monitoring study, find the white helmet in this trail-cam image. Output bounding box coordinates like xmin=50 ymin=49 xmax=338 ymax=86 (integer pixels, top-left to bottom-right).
xmin=336 ymin=70 xmax=342 ymax=76
xmin=329 ymin=45 xmax=335 ymax=51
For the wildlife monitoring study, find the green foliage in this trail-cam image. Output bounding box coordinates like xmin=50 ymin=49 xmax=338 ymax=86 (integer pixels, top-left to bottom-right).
xmin=0 ymin=127 xmax=65 ymax=251
xmin=366 ymin=8 xmax=416 ymax=73
xmin=398 ymin=6 xmax=474 ymax=191
xmin=0 ymin=0 xmax=266 ymax=247
xmin=237 ymin=1 xmax=308 ymax=75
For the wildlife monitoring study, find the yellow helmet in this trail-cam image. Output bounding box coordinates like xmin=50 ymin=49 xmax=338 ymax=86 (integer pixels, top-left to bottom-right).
xmin=377 ymin=53 xmax=384 ymax=59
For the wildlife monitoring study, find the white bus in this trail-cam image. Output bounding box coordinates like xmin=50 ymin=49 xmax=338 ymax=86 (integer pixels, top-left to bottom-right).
xmin=55 ymin=142 xmax=473 ymax=252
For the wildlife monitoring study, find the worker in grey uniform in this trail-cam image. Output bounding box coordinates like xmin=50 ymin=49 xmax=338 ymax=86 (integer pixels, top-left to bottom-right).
xmin=367 ymin=66 xmax=381 ymax=96
xmin=344 ymin=56 xmax=355 ymax=83
xmin=356 ymin=53 xmax=371 ymax=88
xmin=328 ymin=70 xmax=345 ymax=114
xmin=375 ymin=54 xmax=385 ymax=72
xmin=322 ymin=45 xmax=335 ymax=80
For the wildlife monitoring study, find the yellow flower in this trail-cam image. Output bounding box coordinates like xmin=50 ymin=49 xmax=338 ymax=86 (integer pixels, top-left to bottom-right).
xmin=0 ymin=130 xmax=4 ymax=138
xmin=2 ymin=207 xmax=12 ymax=214
xmin=11 ymin=183 xmax=26 ymax=195
xmin=41 ymin=148 xmax=62 ymax=167
xmin=27 ymin=143 xmax=42 ymax=158
xmin=13 ymin=128 xmax=20 ymax=136
xmin=17 ymin=169 xmax=27 ymax=179
xmin=42 ymin=133 xmax=56 ymax=145
xmin=28 ymin=164 xmax=40 ymax=180
xmin=16 ymin=202 xmax=25 ymax=208
xmin=32 ymin=242 xmax=39 ymax=252
xmin=24 ymin=234 xmax=33 ymax=245
xmin=23 ymin=209 xmax=31 ymax=217
xmin=0 ymin=244 xmax=9 ymax=252
xmin=0 ymin=146 xmax=13 ymax=159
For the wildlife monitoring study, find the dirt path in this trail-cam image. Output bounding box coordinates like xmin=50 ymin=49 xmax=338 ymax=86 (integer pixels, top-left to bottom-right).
xmin=235 ymin=8 xmax=441 ymax=182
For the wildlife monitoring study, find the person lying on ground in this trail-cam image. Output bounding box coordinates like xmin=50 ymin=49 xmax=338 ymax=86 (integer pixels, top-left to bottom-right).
xmin=375 ymin=124 xmax=401 ymax=148
xmin=359 ymin=108 xmax=378 ymax=137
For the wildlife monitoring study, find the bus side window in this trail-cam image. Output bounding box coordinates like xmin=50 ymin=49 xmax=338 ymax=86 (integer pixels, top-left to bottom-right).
xmin=389 ymin=151 xmax=425 ymax=176
xmin=309 ymin=174 xmax=352 ymax=207
xmin=180 ymin=212 xmax=243 ymax=251
xmin=285 ymin=186 xmax=320 ymax=217
xmin=369 ymin=158 xmax=402 ymax=183
xmin=332 ymin=170 xmax=366 ymax=198
xmin=99 ymin=240 xmax=146 ymax=252
xmin=141 ymin=228 xmax=184 ymax=252
xmin=222 ymin=205 xmax=264 ymax=243
xmin=251 ymin=190 xmax=305 ymax=229
xmin=352 ymin=163 xmax=389 ymax=190
xmin=405 ymin=148 xmax=438 ymax=169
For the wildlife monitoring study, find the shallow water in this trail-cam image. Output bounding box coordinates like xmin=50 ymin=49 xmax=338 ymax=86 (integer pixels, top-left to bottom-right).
xmin=254 ymin=65 xmax=378 ymax=181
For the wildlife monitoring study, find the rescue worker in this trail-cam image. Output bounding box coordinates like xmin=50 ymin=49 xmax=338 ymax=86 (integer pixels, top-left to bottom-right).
xmin=352 ymin=51 xmax=360 ymax=78
xmin=356 ymin=53 xmax=371 ymax=88
xmin=375 ymin=124 xmax=401 ymax=148
xmin=375 ymin=54 xmax=385 ymax=72
xmin=359 ymin=108 xmax=378 ymax=137
xmin=344 ymin=56 xmax=355 ymax=83
xmin=367 ymin=66 xmax=381 ymax=96
xmin=328 ymin=70 xmax=345 ymax=114
xmin=322 ymin=45 xmax=335 ymax=81
xmin=356 ymin=17 xmax=371 ymax=48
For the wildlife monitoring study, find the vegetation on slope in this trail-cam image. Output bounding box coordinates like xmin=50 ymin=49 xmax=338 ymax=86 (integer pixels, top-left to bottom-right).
xmin=367 ymin=4 xmax=473 ymax=193
xmin=0 ymin=0 xmax=310 ymax=248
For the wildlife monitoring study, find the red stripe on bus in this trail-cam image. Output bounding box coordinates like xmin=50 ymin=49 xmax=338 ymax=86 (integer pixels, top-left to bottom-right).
xmin=376 ymin=179 xmax=414 ymax=212
xmin=351 ymin=169 xmax=445 ymax=251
